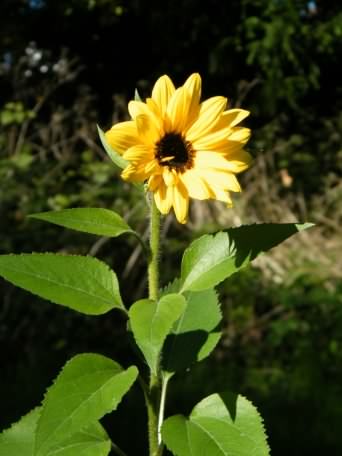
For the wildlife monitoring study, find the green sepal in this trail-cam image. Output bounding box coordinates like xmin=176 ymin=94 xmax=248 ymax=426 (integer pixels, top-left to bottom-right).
xmin=134 ymin=88 xmax=142 ymax=101
xmin=97 ymin=124 xmax=128 ymax=169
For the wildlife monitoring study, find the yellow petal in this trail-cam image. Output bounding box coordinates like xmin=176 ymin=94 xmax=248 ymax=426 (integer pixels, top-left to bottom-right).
xmin=166 ymin=87 xmax=191 ymax=133
xmin=163 ymin=167 xmax=179 ymax=186
xmin=154 ymin=183 xmax=173 ymax=215
xmin=148 ymin=174 xmax=163 ymax=192
xmin=216 ymin=109 xmax=250 ymax=129
xmin=180 ymin=169 xmax=211 ymax=200
xmin=182 ymin=73 xmax=201 ymax=129
xmin=193 ymin=112 xmax=250 ymax=150
xmin=172 ymin=181 xmax=189 ymax=224
xmin=209 ymin=187 xmax=233 ymax=205
xmin=227 ymin=127 xmax=251 ymax=144
xmin=136 ymin=114 xmax=161 ymax=146
xmin=128 ymin=100 xmax=162 ymax=133
xmin=222 ymin=149 xmax=253 ymax=170
xmin=105 ymin=121 xmax=139 ymax=154
xmin=195 ymin=151 xmax=251 ymax=173
xmin=121 ymin=164 xmax=141 ymax=181
xmin=199 ymin=169 xmax=242 ymax=192
xmin=121 ymin=159 xmax=157 ymax=182
xmin=144 ymin=159 xmax=160 ymax=175
xmin=146 ymin=97 xmax=161 ymax=116
xmin=152 ymin=75 xmax=175 ymax=116
xmin=214 ymin=140 xmax=250 ymax=155
xmin=192 ymin=126 xmax=232 ymax=150
xmin=186 ymin=96 xmax=227 ymax=141
xmin=122 ymin=144 xmax=153 ymax=163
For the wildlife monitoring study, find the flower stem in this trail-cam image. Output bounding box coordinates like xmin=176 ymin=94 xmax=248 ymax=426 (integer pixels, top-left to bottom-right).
xmin=148 ymin=373 xmax=161 ymax=456
xmin=148 ymin=196 xmax=160 ymax=301
xmin=147 ymin=195 xmax=162 ymax=456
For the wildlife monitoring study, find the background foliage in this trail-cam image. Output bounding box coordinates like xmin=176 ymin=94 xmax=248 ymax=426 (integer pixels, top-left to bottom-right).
xmin=0 ymin=0 xmax=341 ymax=455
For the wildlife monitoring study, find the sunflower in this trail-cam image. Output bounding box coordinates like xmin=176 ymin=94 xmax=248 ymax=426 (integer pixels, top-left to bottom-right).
xmin=105 ymin=73 xmax=252 ymax=224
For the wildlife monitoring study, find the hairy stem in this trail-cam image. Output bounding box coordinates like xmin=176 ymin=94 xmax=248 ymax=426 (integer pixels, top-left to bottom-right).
xmin=148 ymin=196 xmax=160 ymax=301
xmin=148 ymin=373 xmax=161 ymax=456
xmin=147 ymin=195 xmax=162 ymax=455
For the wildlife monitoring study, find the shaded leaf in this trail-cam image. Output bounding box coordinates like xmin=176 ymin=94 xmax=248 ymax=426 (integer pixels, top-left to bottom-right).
xmin=35 ymin=354 xmax=138 ymax=456
xmin=181 ymin=223 xmax=314 ymax=292
xmin=0 ymin=254 xmax=124 ymax=315
xmin=29 ymin=208 xmax=134 ymax=238
xmin=129 ymin=294 xmax=186 ymax=374
xmin=162 ymin=287 xmax=222 ymax=373
xmin=162 ymin=392 xmax=270 ymax=456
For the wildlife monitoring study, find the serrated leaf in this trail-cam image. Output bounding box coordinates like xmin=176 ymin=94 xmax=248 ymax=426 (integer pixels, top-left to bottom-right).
xmin=0 ymin=253 xmax=124 ymax=315
xmin=0 ymin=408 xmax=40 ymax=456
xmin=97 ymin=125 xmax=128 ymax=169
xmin=162 ymin=287 xmax=222 ymax=373
xmin=35 ymin=354 xmax=138 ymax=456
xmin=0 ymin=410 xmax=111 ymax=456
xmin=162 ymin=392 xmax=270 ymax=456
xmin=129 ymin=294 xmax=186 ymax=374
xmin=46 ymin=421 xmax=111 ymax=456
xmin=181 ymin=223 xmax=314 ymax=292
xmin=29 ymin=208 xmax=134 ymax=238
xmin=160 ymin=278 xmax=182 ymax=295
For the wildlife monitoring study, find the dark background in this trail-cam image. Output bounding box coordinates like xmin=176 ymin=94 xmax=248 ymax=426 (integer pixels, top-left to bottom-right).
xmin=0 ymin=0 xmax=341 ymax=454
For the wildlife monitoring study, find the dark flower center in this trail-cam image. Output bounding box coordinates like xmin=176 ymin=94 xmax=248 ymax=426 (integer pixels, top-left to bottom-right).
xmin=155 ymin=132 xmax=194 ymax=172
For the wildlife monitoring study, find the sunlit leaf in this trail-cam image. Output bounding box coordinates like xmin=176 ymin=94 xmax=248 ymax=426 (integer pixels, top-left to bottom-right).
xmin=181 ymin=223 xmax=314 ymax=292
xmin=0 ymin=253 xmax=124 ymax=315
xmin=0 ymin=408 xmax=40 ymax=456
xmin=45 ymin=421 xmax=111 ymax=456
xmin=35 ymin=353 xmax=138 ymax=456
xmin=162 ymin=392 xmax=270 ymax=456
xmin=29 ymin=208 xmax=135 ymax=238
xmin=129 ymin=294 xmax=186 ymax=374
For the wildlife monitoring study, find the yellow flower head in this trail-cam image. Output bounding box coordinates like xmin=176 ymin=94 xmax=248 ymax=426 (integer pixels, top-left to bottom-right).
xmin=105 ymin=73 xmax=252 ymax=224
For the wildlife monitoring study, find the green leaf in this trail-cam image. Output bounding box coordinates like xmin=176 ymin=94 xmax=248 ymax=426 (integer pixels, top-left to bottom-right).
xmin=162 ymin=392 xmax=270 ymax=456
xmin=35 ymin=353 xmax=138 ymax=456
xmin=0 ymin=253 xmax=124 ymax=315
xmin=162 ymin=287 xmax=222 ymax=373
xmin=0 ymin=408 xmax=40 ymax=456
xmin=129 ymin=294 xmax=186 ymax=374
xmin=181 ymin=223 xmax=314 ymax=292
xmin=46 ymin=421 xmax=111 ymax=456
xmin=97 ymin=125 xmax=128 ymax=169
xmin=29 ymin=208 xmax=134 ymax=238
xmin=0 ymin=408 xmax=112 ymax=456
